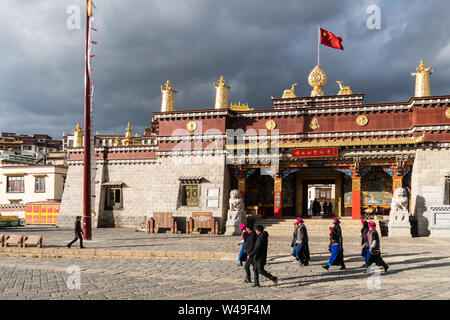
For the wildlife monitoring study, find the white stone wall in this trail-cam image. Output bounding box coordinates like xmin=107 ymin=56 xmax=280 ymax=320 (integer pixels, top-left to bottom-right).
xmin=59 ymin=155 xmax=230 ymax=231
xmin=411 ymin=149 xmax=450 ymax=236
xmin=147 ymin=155 xmax=229 ymax=232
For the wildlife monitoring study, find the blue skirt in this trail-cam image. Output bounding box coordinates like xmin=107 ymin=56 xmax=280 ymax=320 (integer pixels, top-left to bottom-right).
xmin=294 ymin=243 xmax=302 ymax=259
xmin=238 ymin=242 xmax=246 ymax=262
xmin=361 ymin=247 xmax=369 ymax=261
xmin=328 ymin=244 xmax=340 ymax=266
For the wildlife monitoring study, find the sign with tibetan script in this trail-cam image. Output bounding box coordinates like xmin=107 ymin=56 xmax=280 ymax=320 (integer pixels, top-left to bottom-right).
xmin=292 ymin=147 xmax=338 ymax=158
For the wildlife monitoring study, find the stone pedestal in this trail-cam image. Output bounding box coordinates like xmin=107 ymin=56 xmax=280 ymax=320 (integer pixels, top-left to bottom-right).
xmin=388 ymin=210 xmax=411 ymax=237
xmin=225 ymin=210 xmax=241 ymax=236
xmin=430 ymin=206 xmax=450 ymax=238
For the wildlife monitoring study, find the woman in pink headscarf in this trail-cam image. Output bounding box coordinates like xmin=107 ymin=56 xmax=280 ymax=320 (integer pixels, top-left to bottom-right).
xmin=238 ymin=224 xmax=249 ymax=266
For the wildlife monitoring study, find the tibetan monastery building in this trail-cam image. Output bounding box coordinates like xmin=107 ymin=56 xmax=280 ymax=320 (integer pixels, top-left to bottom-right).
xmin=59 ymin=62 xmax=450 ymax=237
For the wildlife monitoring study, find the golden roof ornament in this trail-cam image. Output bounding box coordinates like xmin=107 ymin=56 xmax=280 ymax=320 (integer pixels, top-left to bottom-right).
xmin=230 ymin=102 xmax=253 ymax=111
xmin=161 ymin=80 xmax=177 ymax=112
xmin=113 ymin=137 xmax=121 ymax=146
xmin=336 ymin=81 xmax=353 ymax=95
xmin=308 ymin=65 xmax=327 ymax=97
xmin=214 ymin=76 xmax=231 ymax=109
xmin=73 ymin=123 xmax=83 ymax=148
xmin=411 ymin=60 xmax=433 ymax=97
xmin=282 ymin=83 xmax=298 ymax=99
xmin=310 ymin=117 xmax=320 ymax=130
xmin=123 ymin=122 xmax=133 ymax=146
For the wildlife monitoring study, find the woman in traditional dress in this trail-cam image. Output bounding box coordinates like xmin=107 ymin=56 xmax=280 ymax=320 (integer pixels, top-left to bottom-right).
xmin=291 ymin=222 xmax=299 ymax=255
xmin=332 ymin=217 xmax=346 ymax=269
xmin=366 ymin=221 xmax=389 ymax=272
xmin=294 ymin=218 xmax=310 ymax=266
xmin=238 ymin=224 xmax=248 ymax=266
xmin=323 ymin=227 xmax=342 ymax=270
xmin=361 ymin=220 xmax=370 ymax=267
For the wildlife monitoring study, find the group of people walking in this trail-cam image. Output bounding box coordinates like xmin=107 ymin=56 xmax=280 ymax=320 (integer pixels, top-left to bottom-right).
xmin=238 ymin=224 xmax=278 ymax=287
xmin=238 ymin=216 xmax=389 ymax=287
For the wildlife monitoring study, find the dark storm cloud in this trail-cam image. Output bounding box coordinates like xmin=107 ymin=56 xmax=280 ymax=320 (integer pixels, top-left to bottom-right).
xmin=0 ymin=0 xmax=449 ymax=139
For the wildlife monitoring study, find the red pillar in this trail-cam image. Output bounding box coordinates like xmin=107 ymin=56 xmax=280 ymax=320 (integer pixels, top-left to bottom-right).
xmin=351 ymin=173 xmax=361 ymax=220
xmin=274 ymin=174 xmax=283 ymax=219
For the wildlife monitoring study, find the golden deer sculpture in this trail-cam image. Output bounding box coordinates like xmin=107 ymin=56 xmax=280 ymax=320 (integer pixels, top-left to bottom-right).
xmin=336 ymin=81 xmax=353 ymax=95
xmin=282 ymin=83 xmax=298 ymax=99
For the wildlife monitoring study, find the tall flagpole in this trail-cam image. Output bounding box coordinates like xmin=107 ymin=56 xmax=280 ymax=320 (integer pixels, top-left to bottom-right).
xmin=318 ymin=24 xmax=320 ymax=66
xmin=83 ymin=0 xmax=93 ymax=240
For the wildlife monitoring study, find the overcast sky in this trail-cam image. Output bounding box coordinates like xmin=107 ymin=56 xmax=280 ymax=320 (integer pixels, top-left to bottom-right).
xmin=1 ymin=0 xmax=450 ymax=139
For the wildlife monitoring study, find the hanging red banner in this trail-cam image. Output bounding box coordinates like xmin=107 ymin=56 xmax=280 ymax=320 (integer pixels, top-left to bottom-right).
xmin=292 ymin=147 xmax=338 ymax=158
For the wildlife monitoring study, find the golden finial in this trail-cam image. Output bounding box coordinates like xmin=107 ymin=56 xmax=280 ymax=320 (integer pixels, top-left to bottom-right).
xmin=282 ymin=83 xmax=298 ymax=99
xmin=161 ymin=80 xmax=177 ymax=112
xmin=336 ymin=81 xmax=353 ymax=95
xmin=214 ymin=76 xmax=231 ymax=109
xmin=123 ymin=122 xmax=133 ymax=146
xmin=411 ymin=60 xmax=433 ymax=97
xmin=73 ymin=123 xmax=83 ymax=147
xmin=308 ymin=65 xmax=327 ymax=97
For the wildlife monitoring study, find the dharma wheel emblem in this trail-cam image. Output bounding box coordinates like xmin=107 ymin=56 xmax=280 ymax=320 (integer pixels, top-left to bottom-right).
xmin=310 ymin=117 xmax=320 ymax=130
xmin=186 ymin=121 xmax=197 ymax=131
xmin=446 ymin=108 xmax=450 ymax=119
xmin=356 ymin=115 xmax=369 ymax=127
xmin=266 ymin=120 xmax=277 ymax=131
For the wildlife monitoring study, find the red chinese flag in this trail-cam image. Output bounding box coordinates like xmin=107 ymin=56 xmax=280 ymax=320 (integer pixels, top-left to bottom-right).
xmin=320 ymin=28 xmax=344 ymax=50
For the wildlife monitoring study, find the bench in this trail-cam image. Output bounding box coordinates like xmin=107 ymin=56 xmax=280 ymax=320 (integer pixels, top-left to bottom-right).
xmin=147 ymin=212 xmax=178 ymax=234
xmin=187 ymin=212 xmax=219 ymax=235
xmin=5 ymin=235 xmax=24 ymax=247
xmin=23 ymin=235 xmax=43 ymax=248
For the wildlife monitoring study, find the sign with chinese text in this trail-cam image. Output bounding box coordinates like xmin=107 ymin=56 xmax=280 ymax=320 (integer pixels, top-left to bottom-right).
xmin=292 ymin=147 xmax=338 ymax=158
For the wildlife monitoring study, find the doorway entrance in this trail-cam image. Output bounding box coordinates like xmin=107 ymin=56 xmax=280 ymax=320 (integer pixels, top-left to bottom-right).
xmin=302 ymin=179 xmax=335 ymax=217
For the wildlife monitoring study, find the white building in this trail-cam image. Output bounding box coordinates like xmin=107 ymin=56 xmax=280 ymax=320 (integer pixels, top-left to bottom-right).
xmin=0 ymin=164 xmax=67 ymax=219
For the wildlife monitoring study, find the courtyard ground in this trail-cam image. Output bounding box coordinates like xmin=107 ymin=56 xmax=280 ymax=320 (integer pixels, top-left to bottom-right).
xmin=0 ymin=226 xmax=449 ymax=300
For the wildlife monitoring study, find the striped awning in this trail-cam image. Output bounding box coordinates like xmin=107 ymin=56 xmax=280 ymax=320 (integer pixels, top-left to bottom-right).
xmin=179 ymin=176 xmax=203 ymax=184
xmin=102 ymin=181 xmax=124 ymax=187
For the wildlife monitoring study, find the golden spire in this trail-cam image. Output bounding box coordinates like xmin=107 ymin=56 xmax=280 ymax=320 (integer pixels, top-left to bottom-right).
xmin=161 ymin=80 xmax=177 ymax=112
xmin=308 ymin=65 xmax=327 ymax=97
xmin=336 ymin=81 xmax=353 ymax=95
xmin=214 ymin=76 xmax=231 ymax=109
xmin=124 ymin=122 xmax=133 ymax=146
xmin=411 ymin=60 xmax=433 ymax=97
xmin=282 ymin=83 xmax=298 ymax=99
xmin=73 ymin=123 xmax=83 ymax=148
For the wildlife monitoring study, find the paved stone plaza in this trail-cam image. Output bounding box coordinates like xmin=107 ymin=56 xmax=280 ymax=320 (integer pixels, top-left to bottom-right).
xmin=1 ymin=226 xmax=450 ymax=300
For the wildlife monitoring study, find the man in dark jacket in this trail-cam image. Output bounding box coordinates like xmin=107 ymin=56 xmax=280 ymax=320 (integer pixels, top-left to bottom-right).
xmin=244 ymin=224 xmax=257 ymax=283
xmin=247 ymin=225 xmax=278 ymax=287
xmin=67 ymin=216 xmax=85 ymax=249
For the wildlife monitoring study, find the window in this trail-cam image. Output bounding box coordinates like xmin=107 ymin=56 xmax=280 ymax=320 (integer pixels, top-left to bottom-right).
xmin=182 ymin=184 xmax=199 ymax=207
xmin=35 ymin=177 xmax=45 ymax=193
xmin=105 ymin=187 xmax=123 ymax=209
xmin=7 ymin=176 xmax=24 ymax=193
xmin=320 ymin=190 xmax=327 ymax=198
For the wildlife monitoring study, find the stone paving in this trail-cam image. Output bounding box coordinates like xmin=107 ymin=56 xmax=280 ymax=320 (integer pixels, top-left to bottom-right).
xmin=0 ymin=226 xmax=450 ymax=300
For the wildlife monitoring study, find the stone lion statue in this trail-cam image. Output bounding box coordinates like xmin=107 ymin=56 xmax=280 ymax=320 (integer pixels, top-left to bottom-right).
xmin=391 ymin=188 xmax=409 ymax=212
xmin=227 ymin=190 xmax=243 ymax=224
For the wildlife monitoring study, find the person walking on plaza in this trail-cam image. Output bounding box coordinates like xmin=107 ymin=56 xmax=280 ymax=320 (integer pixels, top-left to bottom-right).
xmin=332 ymin=217 xmax=346 ymax=269
xmin=67 ymin=216 xmax=85 ymax=249
xmin=247 ymin=225 xmax=278 ymax=287
xmin=322 ymin=202 xmax=327 ymax=216
xmin=244 ymin=224 xmax=257 ymax=283
xmin=312 ymin=199 xmax=320 ymax=216
xmin=360 ymin=220 xmax=370 ymax=267
xmin=323 ymin=227 xmax=344 ymax=270
xmin=238 ymin=224 xmax=249 ymax=266
xmin=327 ymin=202 xmax=333 ymax=216
xmin=366 ymin=221 xmax=389 ymax=272
xmin=293 ymin=218 xmax=310 ymax=266
xmin=291 ymin=222 xmax=299 ymax=255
